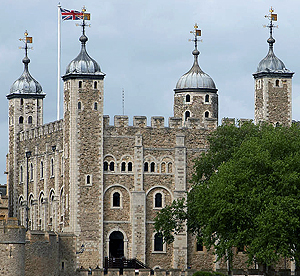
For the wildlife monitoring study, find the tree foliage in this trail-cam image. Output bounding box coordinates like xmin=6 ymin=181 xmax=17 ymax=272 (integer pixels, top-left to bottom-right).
xmin=155 ymin=122 xmax=300 ymax=267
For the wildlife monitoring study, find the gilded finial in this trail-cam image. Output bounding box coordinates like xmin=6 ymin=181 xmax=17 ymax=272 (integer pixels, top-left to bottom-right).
xmin=263 ymin=7 xmax=278 ymax=50
xmin=19 ymin=30 xmax=33 ymax=59
xmin=189 ymin=23 xmax=202 ymax=51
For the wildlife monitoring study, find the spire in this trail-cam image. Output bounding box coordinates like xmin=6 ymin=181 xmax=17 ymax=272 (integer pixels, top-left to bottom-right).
xmin=64 ymin=7 xmax=104 ymax=76
xmin=175 ymin=24 xmax=217 ymax=91
xmin=254 ymin=8 xmax=293 ymax=75
xmin=264 ymin=7 xmax=277 ymax=55
xmin=8 ymin=31 xmax=44 ymax=98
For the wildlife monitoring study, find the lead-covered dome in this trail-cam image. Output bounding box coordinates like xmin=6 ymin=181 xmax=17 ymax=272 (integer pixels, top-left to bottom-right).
xmin=65 ymin=34 xmax=103 ymax=75
xmin=175 ymin=49 xmax=217 ymax=91
xmin=9 ymin=56 xmax=43 ymax=95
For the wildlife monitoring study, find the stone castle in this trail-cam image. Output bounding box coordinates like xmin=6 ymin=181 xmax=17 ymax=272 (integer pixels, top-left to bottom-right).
xmin=0 ymin=11 xmax=295 ymax=276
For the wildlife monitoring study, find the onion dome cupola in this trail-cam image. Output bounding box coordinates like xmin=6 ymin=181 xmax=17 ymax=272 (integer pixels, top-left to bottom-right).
xmin=63 ymin=18 xmax=105 ymax=80
xmin=173 ymin=24 xmax=218 ymax=127
xmin=253 ymin=8 xmax=293 ymax=78
xmin=253 ymin=8 xmax=294 ymax=127
xmin=7 ymin=31 xmax=45 ymax=100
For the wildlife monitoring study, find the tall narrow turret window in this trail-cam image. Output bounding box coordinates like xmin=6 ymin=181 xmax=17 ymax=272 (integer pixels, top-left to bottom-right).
xmin=128 ymin=162 xmax=133 ymax=172
xmin=144 ymin=162 xmax=149 ymax=172
xmin=40 ymin=161 xmax=44 ymax=179
xmin=185 ymin=111 xmax=190 ymax=121
xmin=150 ymin=162 xmax=155 ymax=172
xmin=121 ymin=162 xmax=126 ymax=172
xmin=28 ymin=116 xmax=32 ymax=124
xmin=205 ymin=94 xmax=209 ymax=103
xmin=104 ymin=161 xmax=108 ymax=171
xmin=186 ymin=94 xmax=190 ymax=102
xmin=51 ymin=158 xmax=54 ymax=177
xmin=20 ymin=166 xmax=23 ymax=183
xmin=205 ymin=111 xmax=209 ymax=118
xmin=94 ymin=81 xmax=97 ymax=89
xmin=30 ymin=163 xmax=33 ymax=180
xmin=19 ymin=116 xmax=24 ymax=124
xmin=94 ymin=102 xmax=98 ymax=110
xmin=78 ymin=102 xmax=81 ymax=110
xmin=276 ymin=79 xmax=280 ymax=87
xmin=113 ymin=192 xmax=121 ymax=207
xmin=109 ymin=162 xmax=115 ymax=171
xmin=154 ymin=193 xmax=162 ymax=208
xmin=20 ymin=98 xmax=23 ymax=105
xmin=79 ymin=81 xmax=82 ymax=88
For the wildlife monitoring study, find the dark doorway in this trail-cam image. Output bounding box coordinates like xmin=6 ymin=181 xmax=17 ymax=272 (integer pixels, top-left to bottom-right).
xmin=109 ymin=231 xmax=124 ymax=258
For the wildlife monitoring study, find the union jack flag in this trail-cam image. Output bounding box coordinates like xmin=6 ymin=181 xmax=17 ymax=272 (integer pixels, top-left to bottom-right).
xmin=60 ymin=8 xmax=83 ymax=20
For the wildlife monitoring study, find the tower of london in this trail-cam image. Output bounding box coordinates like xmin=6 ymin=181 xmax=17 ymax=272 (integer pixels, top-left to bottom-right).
xmin=0 ymin=9 xmax=295 ymax=276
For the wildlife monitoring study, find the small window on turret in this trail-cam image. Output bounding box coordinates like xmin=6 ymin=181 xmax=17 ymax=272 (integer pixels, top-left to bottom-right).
xmin=205 ymin=111 xmax=209 ymax=118
xmin=94 ymin=81 xmax=97 ymax=89
xmin=186 ymin=94 xmax=190 ymax=103
xmin=19 ymin=116 xmax=24 ymax=124
xmin=79 ymin=81 xmax=82 ymax=88
xmin=28 ymin=116 xmax=32 ymax=124
xmin=185 ymin=111 xmax=190 ymax=121
xmin=20 ymin=98 xmax=23 ymax=105
xmin=276 ymin=79 xmax=280 ymax=87
xmin=78 ymin=102 xmax=81 ymax=110
xmin=205 ymin=95 xmax=209 ymax=103
xmin=94 ymin=102 xmax=98 ymax=110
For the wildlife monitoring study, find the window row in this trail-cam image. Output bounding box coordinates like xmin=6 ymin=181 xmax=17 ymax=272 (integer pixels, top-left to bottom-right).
xmin=110 ymin=190 xmax=164 ymax=209
xmin=18 ymin=115 xmax=33 ymax=124
xmin=78 ymin=101 xmax=99 ymax=110
xmin=78 ymin=80 xmax=98 ymax=89
xmin=19 ymin=157 xmax=63 ymax=183
xmin=184 ymin=110 xmax=210 ymax=121
xmin=185 ymin=94 xmax=210 ymax=103
xmin=104 ymin=161 xmax=173 ymax=173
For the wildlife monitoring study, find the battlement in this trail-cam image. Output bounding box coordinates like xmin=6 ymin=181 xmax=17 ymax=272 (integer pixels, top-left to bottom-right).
xmin=19 ymin=119 xmax=63 ymax=142
xmin=104 ymin=115 xmax=217 ymax=130
xmin=221 ymin=118 xmax=253 ymax=126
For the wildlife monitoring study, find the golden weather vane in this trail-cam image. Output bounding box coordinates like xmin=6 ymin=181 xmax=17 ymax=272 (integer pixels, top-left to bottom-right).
xmin=18 ymin=30 xmax=33 ymax=57
xmin=189 ymin=23 xmax=202 ymax=49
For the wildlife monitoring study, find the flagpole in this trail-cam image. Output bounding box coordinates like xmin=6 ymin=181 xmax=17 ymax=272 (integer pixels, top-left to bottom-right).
xmin=57 ymin=3 xmax=61 ymax=121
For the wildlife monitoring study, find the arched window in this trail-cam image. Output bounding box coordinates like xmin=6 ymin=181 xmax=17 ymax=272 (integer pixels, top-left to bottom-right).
xmin=94 ymin=102 xmax=98 ymax=110
xmin=78 ymin=102 xmax=81 ymax=110
xmin=276 ymin=79 xmax=280 ymax=87
xmin=196 ymin=239 xmax=203 ymax=252
xmin=167 ymin=162 xmax=172 ymax=173
xmin=109 ymin=162 xmax=115 ymax=171
xmin=28 ymin=116 xmax=32 ymax=124
xmin=205 ymin=111 xmax=209 ymax=118
xmin=144 ymin=162 xmax=149 ymax=172
xmin=150 ymin=162 xmax=155 ymax=172
xmin=86 ymin=175 xmax=91 ymax=185
xmin=104 ymin=161 xmax=108 ymax=171
xmin=186 ymin=94 xmax=190 ymax=103
xmin=121 ymin=162 xmax=126 ymax=172
xmin=154 ymin=193 xmax=162 ymax=208
xmin=79 ymin=81 xmax=82 ymax=88
xmin=128 ymin=162 xmax=133 ymax=172
xmin=161 ymin=162 xmax=166 ymax=173
xmin=94 ymin=81 xmax=97 ymax=89
xmin=40 ymin=161 xmax=44 ymax=179
xmin=51 ymin=158 xmax=54 ymax=177
xmin=19 ymin=116 xmax=24 ymax=124
xmin=185 ymin=111 xmax=190 ymax=121
xmin=113 ymin=192 xmax=120 ymax=207
xmin=20 ymin=166 xmax=23 ymax=183
xmin=154 ymin=233 xmax=163 ymax=252
xmin=30 ymin=163 xmax=33 ymax=180
xmin=205 ymin=94 xmax=209 ymax=103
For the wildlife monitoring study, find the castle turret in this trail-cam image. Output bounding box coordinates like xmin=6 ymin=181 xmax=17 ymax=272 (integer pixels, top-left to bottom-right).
xmin=253 ymin=8 xmax=294 ymax=126
xmin=174 ymin=24 xmax=218 ymax=128
xmin=6 ymin=31 xmax=45 ymax=217
xmin=61 ymin=12 xmax=105 ymax=269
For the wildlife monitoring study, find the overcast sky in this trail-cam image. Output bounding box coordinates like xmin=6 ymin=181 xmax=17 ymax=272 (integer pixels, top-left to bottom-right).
xmin=0 ymin=0 xmax=299 ymax=184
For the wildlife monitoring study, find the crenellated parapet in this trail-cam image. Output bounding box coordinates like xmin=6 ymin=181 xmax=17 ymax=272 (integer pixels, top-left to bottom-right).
xmin=18 ymin=119 xmax=63 ymax=142
xmin=104 ymin=115 xmax=217 ymax=130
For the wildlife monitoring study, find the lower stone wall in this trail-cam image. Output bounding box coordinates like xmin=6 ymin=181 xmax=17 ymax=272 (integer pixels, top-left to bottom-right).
xmin=25 ymin=230 xmax=59 ymax=276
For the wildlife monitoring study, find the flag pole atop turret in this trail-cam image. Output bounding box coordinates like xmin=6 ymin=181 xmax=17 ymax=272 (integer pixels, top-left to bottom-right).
xmin=57 ymin=4 xmax=91 ymax=121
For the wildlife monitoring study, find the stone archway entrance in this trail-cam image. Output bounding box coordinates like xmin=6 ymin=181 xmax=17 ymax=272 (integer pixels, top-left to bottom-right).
xmin=109 ymin=231 xmax=124 ymax=258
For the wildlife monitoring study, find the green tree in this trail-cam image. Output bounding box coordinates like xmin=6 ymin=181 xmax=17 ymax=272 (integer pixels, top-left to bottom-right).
xmin=155 ymin=122 xmax=300 ymax=273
